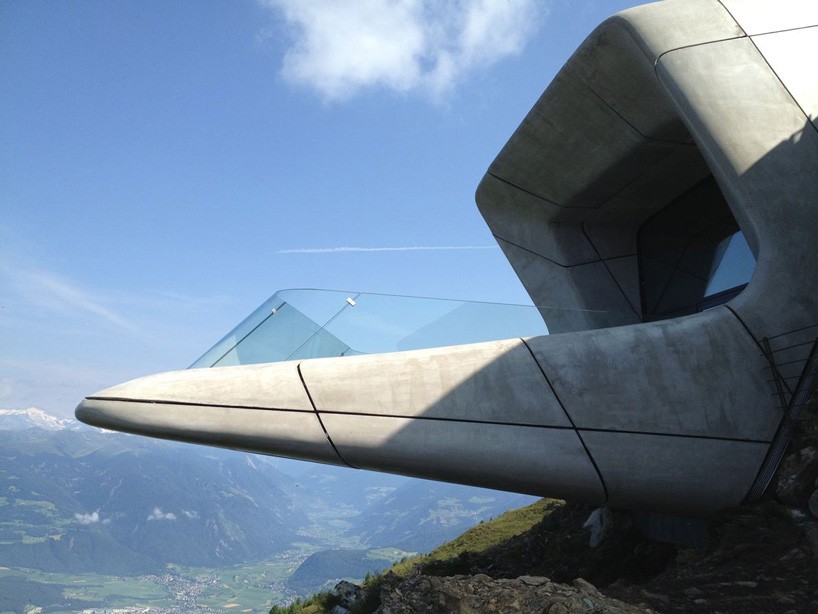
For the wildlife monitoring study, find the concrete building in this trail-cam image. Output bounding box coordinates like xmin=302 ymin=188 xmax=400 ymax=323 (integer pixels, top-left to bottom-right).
xmin=77 ymin=0 xmax=818 ymax=518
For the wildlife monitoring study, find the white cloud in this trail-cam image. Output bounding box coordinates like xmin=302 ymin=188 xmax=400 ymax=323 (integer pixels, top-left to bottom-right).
xmin=147 ymin=507 xmax=177 ymax=521
xmin=277 ymin=245 xmax=497 ymax=254
xmin=262 ymin=0 xmax=543 ymax=101
xmin=74 ymin=511 xmax=100 ymax=524
xmin=182 ymin=510 xmax=199 ymax=519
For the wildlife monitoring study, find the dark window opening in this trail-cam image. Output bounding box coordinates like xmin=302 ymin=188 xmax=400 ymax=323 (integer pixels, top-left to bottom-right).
xmin=638 ymin=176 xmax=756 ymax=322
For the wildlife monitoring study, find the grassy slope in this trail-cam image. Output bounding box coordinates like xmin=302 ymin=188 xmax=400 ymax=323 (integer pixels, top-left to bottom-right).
xmin=388 ymin=497 xmax=562 ymax=576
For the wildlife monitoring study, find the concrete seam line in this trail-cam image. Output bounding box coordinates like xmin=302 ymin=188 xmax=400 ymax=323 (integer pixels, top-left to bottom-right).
xmin=296 ymin=362 xmax=357 ymax=470
xmin=747 ymin=31 xmax=818 ymax=137
xmin=576 ymin=69 xmax=689 ymax=146
xmin=519 ymin=337 xmax=610 ymax=503
xmin=84 ymin=396 xmax=316 ymax=413
xmin=313 ymin=410 xmax=772 ymax=444
xmin=485 ymin=172 xmax=585 ymax=210
xmin=495 ymin=235 xmax=638 ymax=270
xmin=578 ymin=218 xmax=641 ymax=318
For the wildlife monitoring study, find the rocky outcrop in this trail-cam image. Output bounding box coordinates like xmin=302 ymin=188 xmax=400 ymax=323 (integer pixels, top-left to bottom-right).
xmin=605 ymin=501 xmax=818 ymax=613
xmin=326 ymin=495 xmax=817 ymax=613
xmin=375 ymin=573 xmax=649 ymax=613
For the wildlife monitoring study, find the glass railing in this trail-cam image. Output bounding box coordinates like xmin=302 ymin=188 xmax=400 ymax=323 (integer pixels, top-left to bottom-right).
xmin=190 ymin=289 xmax=622 ymax=368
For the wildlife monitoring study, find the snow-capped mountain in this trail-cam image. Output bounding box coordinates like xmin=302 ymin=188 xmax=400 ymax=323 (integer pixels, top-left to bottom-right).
xmin=0 ymin=407 xmax=76 ymax=431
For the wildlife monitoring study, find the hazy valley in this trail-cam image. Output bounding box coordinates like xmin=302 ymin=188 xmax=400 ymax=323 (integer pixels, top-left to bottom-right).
xmin=0 ymin=408 xmax=534 ymax=612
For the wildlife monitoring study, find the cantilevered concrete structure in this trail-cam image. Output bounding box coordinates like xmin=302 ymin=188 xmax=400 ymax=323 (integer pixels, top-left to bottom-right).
xmin=77 ymin=0 xmax=818 ymax=517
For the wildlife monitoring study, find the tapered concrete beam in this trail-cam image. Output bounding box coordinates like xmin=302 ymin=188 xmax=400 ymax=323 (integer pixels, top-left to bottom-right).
xmin=76 ymin=363 xmax=339 ymax=463
xmin=77 ymin=340 xmax=608 ymax=504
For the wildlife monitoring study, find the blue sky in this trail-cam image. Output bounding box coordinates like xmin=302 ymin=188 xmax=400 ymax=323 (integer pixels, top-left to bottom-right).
xmin=1 ymin=0 xmax=644 ymax=417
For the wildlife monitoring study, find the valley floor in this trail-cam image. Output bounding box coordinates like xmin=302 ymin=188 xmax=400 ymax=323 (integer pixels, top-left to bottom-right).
xmin=0 ymin=549 xmax=308 ymax=613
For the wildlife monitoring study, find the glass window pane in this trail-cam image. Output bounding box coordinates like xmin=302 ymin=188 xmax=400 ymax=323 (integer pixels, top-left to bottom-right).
xmin=704 ymin=232 xmax=755 ymax=296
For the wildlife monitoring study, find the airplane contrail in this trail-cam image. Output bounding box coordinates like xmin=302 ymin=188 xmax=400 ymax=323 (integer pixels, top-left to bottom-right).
xmin=276 ymin=245 xmax=498 ymax=254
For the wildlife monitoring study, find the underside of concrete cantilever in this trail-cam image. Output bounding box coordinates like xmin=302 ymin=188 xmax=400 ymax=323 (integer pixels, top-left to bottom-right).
xmin=76 ymin=0 xmax=818 ymax=517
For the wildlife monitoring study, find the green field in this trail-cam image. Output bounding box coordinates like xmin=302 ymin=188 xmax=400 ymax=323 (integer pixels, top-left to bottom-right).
xmin=0 ymin=540 xmax=412 ymax=613
xmin=0 ymin=547 xmax=315 ymax=613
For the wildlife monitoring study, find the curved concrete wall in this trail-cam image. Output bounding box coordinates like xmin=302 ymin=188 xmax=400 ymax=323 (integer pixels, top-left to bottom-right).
xmin=77 ymin=0 xmax=818 ymax=517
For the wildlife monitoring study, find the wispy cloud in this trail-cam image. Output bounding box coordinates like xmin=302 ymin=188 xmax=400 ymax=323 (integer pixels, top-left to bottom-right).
xmin=28 ymin=270 xmax=133 ymax=329
xmin=277 ymin=245 xmax=497 ymax=254
xmin=0 ymin=242 xmax=243 ymax=416
xmin=262 ymin=0 xmax=544 ymax=101
xmin=0 ymin=263 xmax=134 ymax=331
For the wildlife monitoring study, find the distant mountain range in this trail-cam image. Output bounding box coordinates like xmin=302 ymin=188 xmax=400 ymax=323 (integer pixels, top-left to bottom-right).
xmin=0 ymin=407 xmax=535 ymax=580
xmin=0 ymin=418 xmax=301 ymax=573
xmin=0 ymin=407 xmax=76 ymax=431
